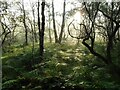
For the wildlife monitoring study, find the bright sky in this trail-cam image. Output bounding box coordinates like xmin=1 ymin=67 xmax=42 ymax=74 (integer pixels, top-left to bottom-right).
xmin=1 ymin=0 xmax=83 ymax=25
xmin=3 ymin=0 xmax=81 ymax=12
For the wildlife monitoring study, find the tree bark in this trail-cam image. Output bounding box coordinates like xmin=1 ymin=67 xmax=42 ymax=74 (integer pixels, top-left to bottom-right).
xmin=38 ymin=0 xmax=45 ymax=61
xmin=38 ymin=0 xmax=41 ymax=61
xmin=0 ymin=21 xmax=11 ymax=47
xmin=48 ymin=7 xmax=52 ymax=43
xmin=22 ymin=0 xmax=28 ymax=45
xmin=32 ymin=6 xmax=38 ymax=43
xmin=58 ymin=0 xmax=66 ymax=43
xmin=52 ymin=0 xmax=58 ymax=43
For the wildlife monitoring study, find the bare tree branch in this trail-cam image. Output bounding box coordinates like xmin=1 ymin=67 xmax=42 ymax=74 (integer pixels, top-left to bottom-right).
xmin=98 ymin=9 xmax=118 ymax=24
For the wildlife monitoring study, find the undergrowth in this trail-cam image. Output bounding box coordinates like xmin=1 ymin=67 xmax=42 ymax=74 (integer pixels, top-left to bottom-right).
xmin=2 ymin=43 xmax=120 ymax=90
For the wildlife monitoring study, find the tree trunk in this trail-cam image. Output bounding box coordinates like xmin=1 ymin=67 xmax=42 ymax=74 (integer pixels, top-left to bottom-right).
xmin=0 ymin=21 xmax=11 ymax=47
xmin=52 ymin=0 xmax=58 ymax=43
xmin=38 ymin=0 xmax=41 ymax=61
xmin=28 ymin=17 xmax=35 ymax=61
xmin=48 ymin=8 xmax=52 ymax=43
xmin=22 ymin=0 xmax=28 ymax=45
xmin=58 ymin=0 xmax=66 ymax=43
xmin=38 ymin=0 xmax=45 ymax=61
xmin=32 ymin=8 xmax=38 ymax=43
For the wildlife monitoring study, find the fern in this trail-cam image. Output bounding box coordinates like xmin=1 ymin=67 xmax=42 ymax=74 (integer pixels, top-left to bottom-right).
xmin=2 ymin=65 xmax=20 ymax=79
xmin=2 ymin=79 xmax=20 ymax=90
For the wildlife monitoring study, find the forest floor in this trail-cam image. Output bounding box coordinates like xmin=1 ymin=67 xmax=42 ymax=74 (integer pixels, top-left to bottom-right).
xmin=2 ymin=43 xmax=120 ymax=90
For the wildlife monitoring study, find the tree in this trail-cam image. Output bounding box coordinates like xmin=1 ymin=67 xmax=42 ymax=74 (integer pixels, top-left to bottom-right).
xmin=29 ymin=0 xmax=38 ymax=43
xmin=22 ymin=0 xmax=28 ymax=45
xmin=46 ymin=3 xmax=52 ymax=43
xmin=0 ymin=1 xmax=17 ymax=49
xmin=38 ymin=0 xmax=45 ymax=61
xmin=68 ymin=2 xmax=120 ymax=80
xmin=52 ymin=0 xmax=59 ymax=43
xmin=38 ymin=0 xmax=41 ymax=59
xmin=58 ymin=0 xmax=66 ymax=43
xmin=52 ymin=0 xmax=66 ymax=43
xmin=48 ymin=6 xmax=52 ymax=43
